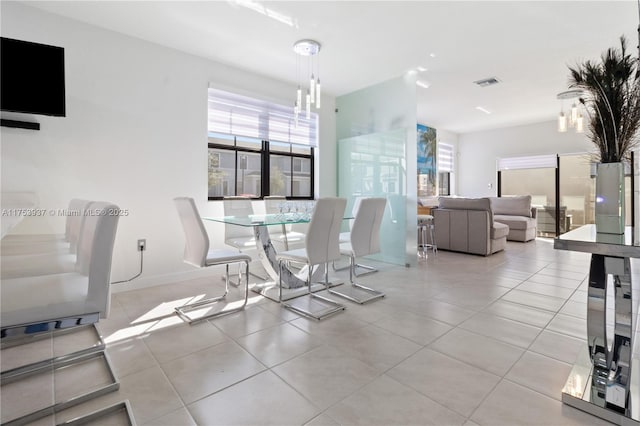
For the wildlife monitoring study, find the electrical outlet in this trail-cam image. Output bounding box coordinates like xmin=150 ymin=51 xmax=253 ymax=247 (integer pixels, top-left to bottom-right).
xmin=137 ymin=239 xmax=146 ymax=251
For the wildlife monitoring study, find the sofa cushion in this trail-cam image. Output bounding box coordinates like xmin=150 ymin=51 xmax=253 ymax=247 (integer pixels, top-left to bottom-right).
xmin=493 ymin=214 xmax=535 ymax=231
xmin=490 ymin=196 xmax=532 ymax=217
xmin=491 ymin=222 xmax=509 ymax=239
xmin=439 ymin=197 xmax=490 ymax=211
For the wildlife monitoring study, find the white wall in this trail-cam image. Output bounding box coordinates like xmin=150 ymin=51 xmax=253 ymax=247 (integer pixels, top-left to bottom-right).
xmin=1 ymin=2 xmax=337 ymax=291
xmin=458 ymin=120 xmax=593 ymax=197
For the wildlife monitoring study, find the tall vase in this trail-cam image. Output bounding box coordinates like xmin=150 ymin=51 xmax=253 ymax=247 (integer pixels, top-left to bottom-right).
xmin=595 ymin=162 xmax=625 ymax=234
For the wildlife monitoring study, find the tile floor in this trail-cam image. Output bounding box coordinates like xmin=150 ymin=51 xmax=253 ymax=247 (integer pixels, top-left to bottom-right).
xmin=2 ymin=238 xmax=636 ymax=425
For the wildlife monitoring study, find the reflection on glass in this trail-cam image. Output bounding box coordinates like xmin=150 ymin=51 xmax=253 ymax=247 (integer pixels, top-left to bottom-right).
xmin=560 ymin=154 xmax=595 ymax=230
xmin=338 ymin=129 xmax=407 ymax=265
xmin=501 ymin=167 xmax=557 ymax=236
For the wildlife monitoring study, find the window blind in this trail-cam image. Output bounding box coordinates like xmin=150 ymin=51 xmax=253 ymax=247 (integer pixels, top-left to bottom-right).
xmin=208 ymin=87 xmax=317 ymax=146
xmin=438 ymin=143 xmax=454 ymax=172
xmin=497 ymin=154 xmax=557 ymax=171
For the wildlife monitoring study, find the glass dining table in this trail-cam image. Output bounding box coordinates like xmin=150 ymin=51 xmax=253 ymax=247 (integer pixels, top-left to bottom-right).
xmin=203 ymin=212 xmax=346 ymax=302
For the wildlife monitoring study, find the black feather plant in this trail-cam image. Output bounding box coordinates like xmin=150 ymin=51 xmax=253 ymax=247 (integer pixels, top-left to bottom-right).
xmin=568 ymin=36 xmax=640 ymax=163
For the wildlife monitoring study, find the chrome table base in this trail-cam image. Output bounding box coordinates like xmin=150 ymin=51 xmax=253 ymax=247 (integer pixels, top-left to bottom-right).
xmin=561 ymin=253 xmax=639 ymax=425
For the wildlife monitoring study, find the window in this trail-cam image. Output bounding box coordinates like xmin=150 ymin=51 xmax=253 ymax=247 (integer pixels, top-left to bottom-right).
xmin=438 ymin=142 xmax=455 ymax=195
xmin=207 ymin=87 xmax=316 ymax=200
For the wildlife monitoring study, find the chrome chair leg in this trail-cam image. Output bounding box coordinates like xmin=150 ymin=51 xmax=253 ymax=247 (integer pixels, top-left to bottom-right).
xmin=329 ymin=254 xmax=385 ymax=304
xmin=176 ymin=261 xmax=250 ymax=324
xmin=281 ymin=261 xmax=345 ymax=320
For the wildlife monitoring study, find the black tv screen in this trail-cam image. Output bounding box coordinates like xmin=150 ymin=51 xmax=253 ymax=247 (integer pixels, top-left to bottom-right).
xmin=1 ymin=37 xmax=66 ymax=117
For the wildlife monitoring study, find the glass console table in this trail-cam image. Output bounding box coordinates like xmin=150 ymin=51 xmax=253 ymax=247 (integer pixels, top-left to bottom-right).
xmin=554 ymin=225 xmax=640 ymax=425
xmin=204 ymin=213 xmax=346 ymax=302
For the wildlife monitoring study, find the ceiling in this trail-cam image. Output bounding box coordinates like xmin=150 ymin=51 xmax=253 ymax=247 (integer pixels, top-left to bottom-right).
xmin=22 ymin=1 xmax=639 ymax=134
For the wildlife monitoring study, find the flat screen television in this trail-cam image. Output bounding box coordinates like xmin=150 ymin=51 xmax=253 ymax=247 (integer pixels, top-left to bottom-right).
xmin=1 ymin=37 xmax=66 ymax=117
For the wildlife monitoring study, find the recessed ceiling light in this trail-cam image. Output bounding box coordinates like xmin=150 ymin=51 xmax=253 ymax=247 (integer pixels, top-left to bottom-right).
xmin=407 ymin=69 xmax=418 ymax=76
xmin=476 ymin=106 xmax=492 ymax=114
xmin=429 ymin=53 xmax=436 ymax=58
xmin=416 ymin=80 xmax=431 ymax=89
xmin=417 ymin=66 xmax=428 ymax=72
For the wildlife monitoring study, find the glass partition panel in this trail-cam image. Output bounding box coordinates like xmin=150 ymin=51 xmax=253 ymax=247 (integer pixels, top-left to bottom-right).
xmin=501 ymin=167 xmax=557 ymax=236
xmin=339 ymin=129 xmax=407 ymax=265
xmin=559 ymin=154 xmax=595 ymax=230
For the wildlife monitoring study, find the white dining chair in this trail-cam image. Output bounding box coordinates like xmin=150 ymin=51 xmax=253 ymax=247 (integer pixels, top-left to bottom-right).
xmin=276 ymin=197 xmax=346 ymax=320
xmin=330 ymin=197 xmax=387 ymax=304
xmin=1 ymin=201 xmax=121 ymax=337
xmin=333 ymin=196 xmax=379 ymax=276
xmin=1 ymin=198 xmax=92 ymax=256
xmin=223 ymin=196 xmax=267 ymax=282
xmin=1 ymin=201 xmax=122 ymax=425
xmin=173 ymin=197 xmax=251 ymax=323
xmin=1 ymin=202 xmax=94 ymax=280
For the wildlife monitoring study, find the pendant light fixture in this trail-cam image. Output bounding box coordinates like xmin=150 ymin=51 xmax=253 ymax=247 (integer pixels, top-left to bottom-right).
xmin=293 ymin=39 xmax=321 ymax=124
xmin=557 ymin=89 xmax=584 ymax=133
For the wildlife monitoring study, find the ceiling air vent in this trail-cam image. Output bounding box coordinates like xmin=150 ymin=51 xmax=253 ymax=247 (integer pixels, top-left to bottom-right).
xmin=473 ymin=77 xmax=501 ymax=87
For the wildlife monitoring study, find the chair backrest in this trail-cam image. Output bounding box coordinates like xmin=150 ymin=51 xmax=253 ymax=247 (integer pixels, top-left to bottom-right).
xmin=223 ymin=196 xmax=255 ymax=240
xmin=80 ymin=201 xmax=120 ymax=318
xmin=66 ymin=199 xmax=92 ymax=252
xmin=305 ymin=197 xmax=346 ymax=266
xmin=174 ymin=197 xmax=209 ymax=268
xmin=350 ymin=197 xmax=387 ymax=257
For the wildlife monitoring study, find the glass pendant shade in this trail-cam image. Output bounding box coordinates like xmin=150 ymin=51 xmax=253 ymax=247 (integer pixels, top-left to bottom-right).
xmin=558 ymin=111 xmax=567 ymax=132
xmin=315 ymin=79 xmax=321 ymax=109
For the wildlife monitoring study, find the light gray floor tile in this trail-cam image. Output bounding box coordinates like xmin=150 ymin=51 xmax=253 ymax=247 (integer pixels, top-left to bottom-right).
xmin=323 ymin=324 xmax=422 ymax=372
xmin=505 ymin=351 xmax=573 ymax=400
xmin=161 ymin=340 xmax=266 ymax=404
xmin=142 ymin=320 xmax=229 ymax=363
xmin=388 ymin=348 xmax=500 ymax=416
xmin=305 ymin=414 xmax=340 ymax=426
xmin=525 ymin=273 xmax=584 ymax=289
xmin=236 ymin=322 xmax=323 ymax=367
xmin=421 ymin=300 xmax=477 ymax=325
xmin=482 ymin=300 xmax=555 ymax=328
xmin=501 ymin=289 xmax=566 ymax=312
xmin=326 ymin=375 xmax=465 ymax=425
xmin=55 ymin=365 xmax=183 ymax=425
xmin=209 ymin=304 xmax=285 ymax=338
xmin=142 ymin=408 xmax=196 ymax=426
xmin=516 ymin=281 xmax=576 ymax=299
xmin=546 ymin=313 xmax=587 ymax=340
xmin=559 ymin=300 xmax=588 ymax=319
xmin=188 ymin=371 xmax=319 ymax=425
xmin=471 ymin=380 xmax=610 ymax=426
xmin=1 ymin=369 xmax=53 ymax=423
xmin=529 ymin=330 xmax=587 ymax=364
xmin=459 ymin=312 xmax=542 ymax=348
xmin=272 ymin=345 xmax=379 ymax=410
xmin=373 ymin=311 xmax=452 ymax=345
xmin=430 ymin=328 xmax=524 ymax=376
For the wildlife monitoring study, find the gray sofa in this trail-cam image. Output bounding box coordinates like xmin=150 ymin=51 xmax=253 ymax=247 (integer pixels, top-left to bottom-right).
xmin=433 ymin=197 xmax=508 ymax=256
xmin=490 ymin=196 xmax=537 ymax=242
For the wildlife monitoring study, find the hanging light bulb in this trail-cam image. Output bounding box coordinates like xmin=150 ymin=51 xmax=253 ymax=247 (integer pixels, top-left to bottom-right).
xmin=570 ymin=103 xmax=578 ymax=126
xmin=315 ymin=78 xmax=321 ymax=109
xmin=558 ymin=111 xmax=567 ymax=132
xmin=293 ymin=39 xmax=321 ymax=116
xmin=576 ymin=113 xmax=584 ymax=133
xmin=294 ymin=101 xmax=299 ymax=128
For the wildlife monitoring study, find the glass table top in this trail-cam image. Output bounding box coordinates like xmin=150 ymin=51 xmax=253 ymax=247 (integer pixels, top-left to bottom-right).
xmin=554 ymin=224 xmax=640 ymax=258
xmin=203 ymin=213 xmax=313 ymax=227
